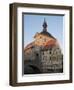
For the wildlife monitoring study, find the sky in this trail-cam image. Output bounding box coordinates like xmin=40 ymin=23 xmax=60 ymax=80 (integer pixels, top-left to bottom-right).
xmin=23 ymin=14 xmax=64 ymax=51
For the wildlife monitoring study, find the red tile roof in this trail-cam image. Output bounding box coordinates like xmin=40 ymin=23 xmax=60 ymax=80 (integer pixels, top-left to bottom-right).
xmin=44 ymin=40 xmax=56 ymax=48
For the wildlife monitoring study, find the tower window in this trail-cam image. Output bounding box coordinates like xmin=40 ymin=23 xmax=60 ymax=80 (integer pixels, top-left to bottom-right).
xmin=50 ymin=57 xmax=51 ymax=60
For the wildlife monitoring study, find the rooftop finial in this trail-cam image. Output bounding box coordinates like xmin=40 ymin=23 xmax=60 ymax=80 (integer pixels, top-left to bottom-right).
xmin=44 ymin=18 xmax=45 ymax=22
xmin=42 ymin=18 xmax=47 ymax=32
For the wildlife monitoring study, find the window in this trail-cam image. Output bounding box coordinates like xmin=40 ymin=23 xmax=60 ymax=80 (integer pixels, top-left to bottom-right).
xmin=42 ymin=52 xmax=44 ymax=55
xmin=50 ymin=57 xmax=51 ymax=60
xmin=49 ymin=51 xmax=51 ymax=54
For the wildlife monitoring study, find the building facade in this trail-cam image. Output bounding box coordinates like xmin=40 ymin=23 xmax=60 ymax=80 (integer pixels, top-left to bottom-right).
xmin=40 ymin=46 xmax=63 ymax=73
xmin=24 ymin=19 xmax=63 ymax=74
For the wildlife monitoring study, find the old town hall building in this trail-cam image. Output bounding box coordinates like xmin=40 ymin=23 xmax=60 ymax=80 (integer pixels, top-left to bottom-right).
xmin=24 ymin=19 xmax=63 ymax=74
